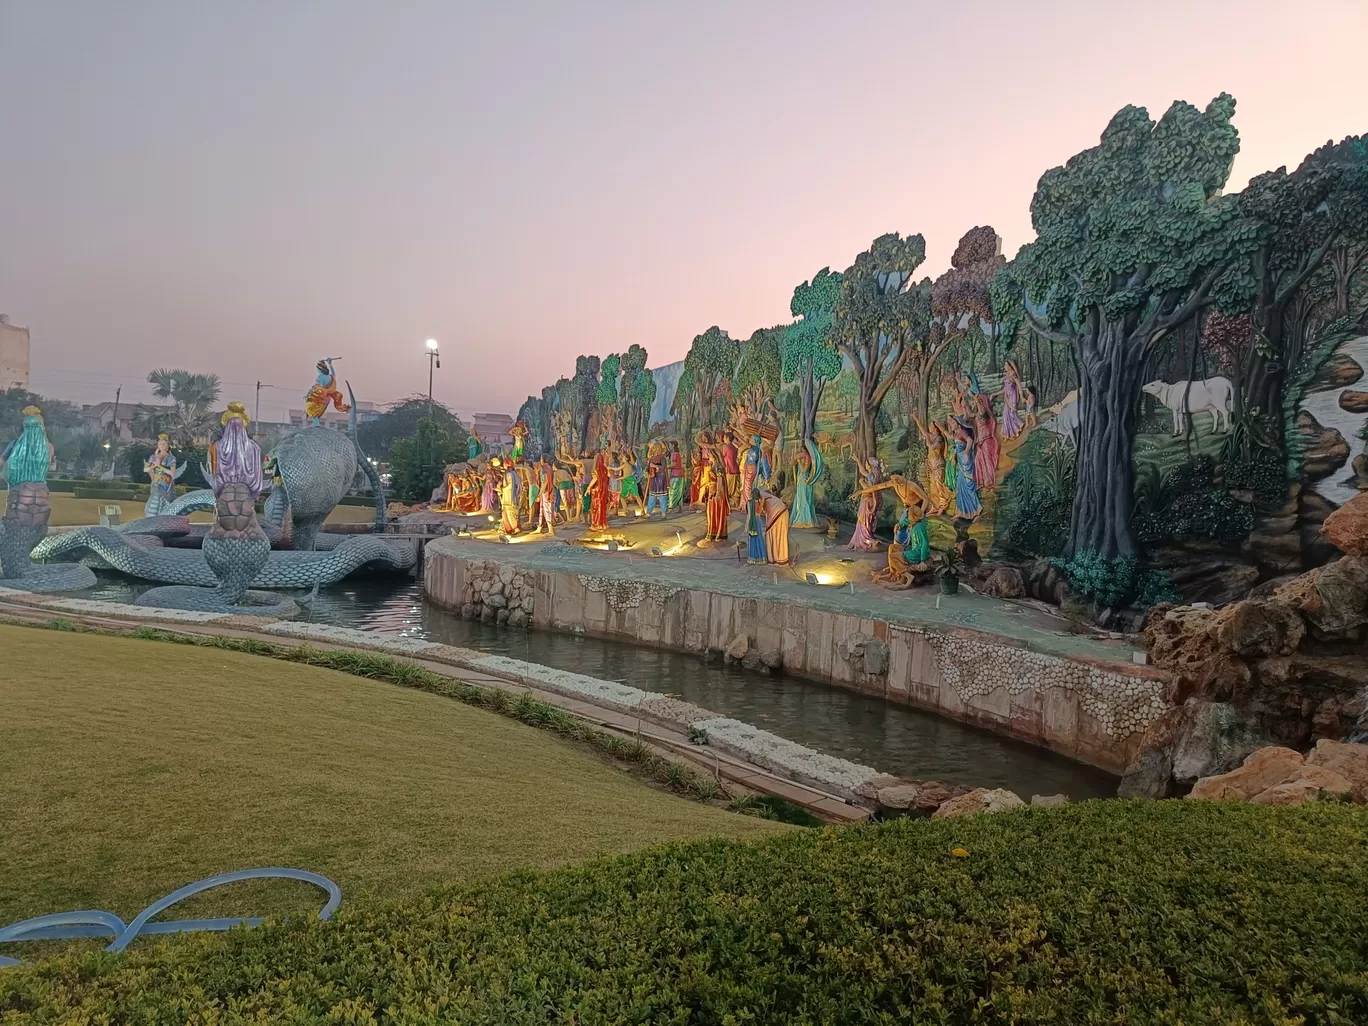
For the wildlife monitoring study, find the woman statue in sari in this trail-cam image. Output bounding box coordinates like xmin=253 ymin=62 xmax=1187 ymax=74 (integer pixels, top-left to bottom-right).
xmin=910 ymin=416 xmax=955 ymax=516
xmin=143 ymin=433 xmax=181 ymax=517
xmin=701 ymin=449 xmax=730 ymax=542
xmin=721 ymin=430 xmax=742 ymax=510
xmin=745 ymin=488 xmax=768 ymax=564
xmin=963 ymin=372 xmax=999 ymax=489
xmin=740 ymin=434 xmax=764 ymax=502
xmin=760 ymin=488 xmax=790 ymax=564
xmin=790 ymin=437 xmax=823 ymax=529
xmin=1000 ymin=361 xmax=1025 ymax=439
xmin=588 ymin=450 xmax=611 ymax=531
xmin=845 ymin=449 xmax=884 ymax=551
xmin=497 ymin=461 xmax=520 ymax=535
xmin=467 ymin=429 xmax=483 ymax=462
xmin=667 ymin=439 xmax=686 ymax=511
xmin=304 ymin=358 xmax=349 ymax=425
xmin=480 ymin=461 xmax=498 ymax=513
xmin=534 ymin=456 xmax=556 ymax=535
xmin=950 ymin=420 xmax=982 ymax=521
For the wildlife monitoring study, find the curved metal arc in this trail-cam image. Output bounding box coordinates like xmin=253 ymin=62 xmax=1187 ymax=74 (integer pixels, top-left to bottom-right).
xmin=109 ymin=867 xmax=340 ymax=952
xmin=0 ymin=868 xmax=341 ymax=965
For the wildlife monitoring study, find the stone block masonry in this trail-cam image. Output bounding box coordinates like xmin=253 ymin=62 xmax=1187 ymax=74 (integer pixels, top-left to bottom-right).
xmin=423 ymin=539 xmax=1173 ymax=774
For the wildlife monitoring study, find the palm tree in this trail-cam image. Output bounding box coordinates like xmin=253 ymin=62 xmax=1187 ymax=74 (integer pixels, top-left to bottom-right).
xmin=145 ymin=369 xmax=223 ymax=445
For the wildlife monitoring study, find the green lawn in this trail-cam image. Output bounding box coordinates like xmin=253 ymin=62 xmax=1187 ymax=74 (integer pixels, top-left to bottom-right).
xmin=0 ymin=625 xmax=781 ymax=940
xmin=0 ymin=492 xmax=378 ymax=527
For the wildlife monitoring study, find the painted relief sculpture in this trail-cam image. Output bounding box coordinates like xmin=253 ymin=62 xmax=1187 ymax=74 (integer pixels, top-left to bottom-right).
xmin=472 ymin=95 xmax=1366 ymax=622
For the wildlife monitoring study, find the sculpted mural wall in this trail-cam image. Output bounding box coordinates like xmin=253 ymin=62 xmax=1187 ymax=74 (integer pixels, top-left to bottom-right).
xmin=511 ymin=96 xmax=1366 ymax=610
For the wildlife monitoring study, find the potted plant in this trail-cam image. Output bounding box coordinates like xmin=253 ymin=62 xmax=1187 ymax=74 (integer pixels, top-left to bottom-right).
xmin=936 ymin=548 xmax=961 ymax=595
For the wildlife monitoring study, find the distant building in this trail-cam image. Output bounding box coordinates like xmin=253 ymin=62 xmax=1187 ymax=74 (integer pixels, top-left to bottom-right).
xmin=288 ymin=400 xmax=381 ymax=431
xmin=466 ymin=411 xmax=515 ymax=451
xmin=0 ymin=315 xmax=31 ymax=391
xmin=81 ymin=401 xmax=176 ymax=441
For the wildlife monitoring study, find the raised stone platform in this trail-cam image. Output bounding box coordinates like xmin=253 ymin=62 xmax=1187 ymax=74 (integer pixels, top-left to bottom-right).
xmin=423 ymin=531 xmax=1173 ymax=774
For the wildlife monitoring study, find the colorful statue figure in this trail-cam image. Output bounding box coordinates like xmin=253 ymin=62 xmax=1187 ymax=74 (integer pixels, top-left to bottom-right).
xmin=790 ymin=437 xmax=823 ymax=529
xmin=495 ymin=460 xmax=520 ymax=535
xmin=667 ymin=439 xmax=685 ymax=511
xmin=304 ymin=358 xmax=349 ymax=425
xmin=589 ymin=450 xmax=610 ymax=531
xmin=721 ymin=430 xmax=742 ymax=510
xmin=143 ymin=433 xmax=184 ymax=518
xmin=2 ymin=406 xmax=55 ymax=488
xmin=911 ymin=416 xmax=955 ymax=516
xmin=950 ymin=420 xmax=983 ymax=521
xmin=480 ymin=461 xmax=497 ymax=513
xmin=645 ymin=444 xmax=670 ymax=518
xmin=0 ymin=406 xmax=57 ymax=581
xmin=535 ymin=456 xmax=556 ymax=535
xmin=853 ymin=473 xmax=930 ymax=580
xmin=510 ymin=421 xmax=529 ymax=460
xmin=1000 ymin=361 xmax=1026 ymax=440
xmin=701 ymin=447 xmax=730 ymax=542
xmin=745 ymin=488 xmax=768 ymax=564
xmin=468 ymin=429 xmax=483 ymax=462
xmin=740 ymin=434 xmax=771 ymax=504
xmin=846 ymin=451 xmax=883 ymax=551
xmin=964 ymin=372 xmax=1000 ymax=489
xmin=202 ymin=402 xmax=269 ymax=604
xmin=759 ymin=488 xmax=790 ymax=564
xmin=553 ymin=454 xmax=579 ymax=523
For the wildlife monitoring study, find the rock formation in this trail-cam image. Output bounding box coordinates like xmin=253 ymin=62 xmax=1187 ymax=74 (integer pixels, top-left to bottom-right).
xmin=1120 ymin=492 xmax=1368 ymax=797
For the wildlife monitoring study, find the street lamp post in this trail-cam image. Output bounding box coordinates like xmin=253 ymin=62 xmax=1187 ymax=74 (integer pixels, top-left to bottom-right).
xmin=425 ymin=339 xmax=440 ymax=420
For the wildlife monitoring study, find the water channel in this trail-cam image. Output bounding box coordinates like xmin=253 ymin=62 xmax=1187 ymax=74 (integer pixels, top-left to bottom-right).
xmin=82 ymin=575 xmax=1119 ymax=799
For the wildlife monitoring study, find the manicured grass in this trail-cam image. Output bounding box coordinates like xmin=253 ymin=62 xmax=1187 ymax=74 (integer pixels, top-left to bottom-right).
xmin=3 ymin=800 xmax=1366 ymax=1023
xmin=0 ymin=491 xmax=378 ymax=526
xmin=0 ymin=625 xmax=782 ymax=938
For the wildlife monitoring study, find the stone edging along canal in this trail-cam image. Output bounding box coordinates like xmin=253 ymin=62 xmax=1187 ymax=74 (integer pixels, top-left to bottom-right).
xmin=422 ymin=536 xmax=1175 ymax=775
xmin=0 ymin=589 xmax=885 ymax=806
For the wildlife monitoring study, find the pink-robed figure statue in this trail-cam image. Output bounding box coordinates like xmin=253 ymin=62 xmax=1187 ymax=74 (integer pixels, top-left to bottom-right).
xmin=846 ymin=450 xmax=884 ymax=551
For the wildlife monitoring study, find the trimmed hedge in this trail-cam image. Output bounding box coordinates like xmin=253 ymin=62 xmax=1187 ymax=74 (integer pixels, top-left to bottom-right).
xmin=3 ymin=800 xmax=1366 ymax=1023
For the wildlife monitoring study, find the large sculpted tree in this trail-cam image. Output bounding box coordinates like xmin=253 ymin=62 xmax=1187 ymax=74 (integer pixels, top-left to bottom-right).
xmin=1239 ymin=135 xmax=1368 ymax=438
xmin=783 ymin=268 xmax=843 ymax=443
xmin=832 ymin=234 xmax=933 ymax=460
xmin=572 ymin=354 xmax=601 ymax=450
xmin=1008 ymin=94 xmax=1260 ymax=559
xmin=682 ymin=327 xmax=740 ymax=431
xmin=618 ymin=344 xmax=652 ymax=442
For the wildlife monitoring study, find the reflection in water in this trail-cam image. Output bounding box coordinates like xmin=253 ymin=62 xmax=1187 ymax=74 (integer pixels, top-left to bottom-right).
xmin=84 ymin=575 xmax=1118 ymax=799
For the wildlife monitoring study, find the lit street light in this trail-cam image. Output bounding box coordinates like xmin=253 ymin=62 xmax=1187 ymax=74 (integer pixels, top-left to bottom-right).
xmin=425 ymin=338 xmax=440 ymax=419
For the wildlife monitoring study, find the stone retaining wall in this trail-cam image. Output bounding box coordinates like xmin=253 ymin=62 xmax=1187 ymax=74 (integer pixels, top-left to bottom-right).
xmin=423 ymin=545 xmax=1172 ymax=774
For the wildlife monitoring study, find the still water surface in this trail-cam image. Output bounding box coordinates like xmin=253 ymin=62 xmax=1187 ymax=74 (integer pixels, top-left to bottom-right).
xmin=85 ymin=576 xmax=1119 ymax=799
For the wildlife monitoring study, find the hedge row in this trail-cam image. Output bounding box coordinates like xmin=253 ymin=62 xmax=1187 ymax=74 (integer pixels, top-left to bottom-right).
xmin=3 ymin=800 xmax=1366 ymax=1023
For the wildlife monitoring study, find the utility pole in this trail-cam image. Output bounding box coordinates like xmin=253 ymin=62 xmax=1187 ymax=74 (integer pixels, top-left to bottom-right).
xmin=425 ymin=339 xmax=440 ymax=420
xmin=109 ymin=386 xmax=121 ymax=474
xmin=255 ymin=381 xmax=261 ymax=424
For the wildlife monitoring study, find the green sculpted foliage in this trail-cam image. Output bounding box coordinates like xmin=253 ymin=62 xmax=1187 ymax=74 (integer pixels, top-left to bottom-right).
xmin=682 ymin=326 xmax=740 ymax=431
xmin=784 ymin=267 xmax=844 ymax=441
xmin=1052 ymin=549 xmax=1182 ymax=609
xmin=833 ymin=233 xmax=933 ymax=458
xmin=1240 ymin=134 xmax=1368 ymax=448
xmin=1008 ymin=94 xmax=1262 ymax=559
xmin=7 ymin=802 xmax=1368 ymax=1023
xmin=736 ymin=325 xmax=784 ymax=399
xmin=596 ymin=353 xmax=621 ymax=407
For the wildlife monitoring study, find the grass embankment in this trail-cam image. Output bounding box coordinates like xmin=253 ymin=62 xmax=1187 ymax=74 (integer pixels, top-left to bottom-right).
xmin=3 ymin=801 xmax=1366 ymax=1023
xmin=0 ymin=492 xmax=378 ymax=527
xmin=0 ymin=624 xmax=781 ymax=937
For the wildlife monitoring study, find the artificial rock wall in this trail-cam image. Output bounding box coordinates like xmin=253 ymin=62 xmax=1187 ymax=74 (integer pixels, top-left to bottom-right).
xmin=424 ymin=542 xmax=1171 ymax=774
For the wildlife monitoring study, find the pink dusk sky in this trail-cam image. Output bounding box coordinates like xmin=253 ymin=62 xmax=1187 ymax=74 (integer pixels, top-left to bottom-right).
xmin=2 ymin=1 xmax=1366 ymax=420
